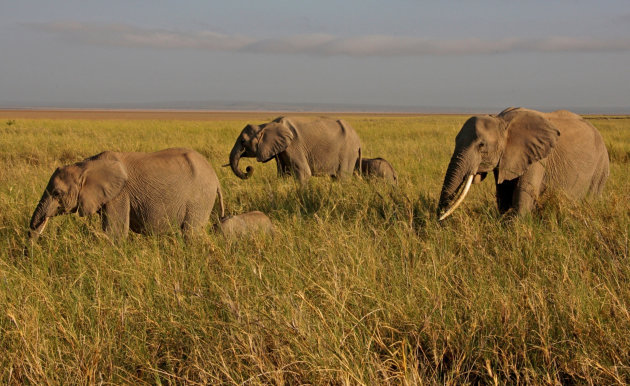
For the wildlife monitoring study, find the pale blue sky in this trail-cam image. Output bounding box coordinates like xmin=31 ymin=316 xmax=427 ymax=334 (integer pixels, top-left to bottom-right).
xmin=1 ymin=1 xmax=629 ymax=112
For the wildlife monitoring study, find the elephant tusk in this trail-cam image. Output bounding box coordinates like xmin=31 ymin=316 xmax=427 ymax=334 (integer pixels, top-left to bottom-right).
xmin=39 ymin=217 xmax=49 ymax=233
xmin=30 ymin=217 xmax=49 ymax=239
xmin=36 ymin=217 xmax=49 ymax=235
xmin=438 ymin=174 xmax=474 ymax=221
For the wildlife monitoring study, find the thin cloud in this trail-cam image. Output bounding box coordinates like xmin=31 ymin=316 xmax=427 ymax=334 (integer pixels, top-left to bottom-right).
xmin=30 ymin=22 xmax=630 ymax=56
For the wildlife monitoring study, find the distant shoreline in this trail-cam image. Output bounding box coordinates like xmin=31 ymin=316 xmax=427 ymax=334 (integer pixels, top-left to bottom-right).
xmin=0 ymin=108 xmax=472 ymax=121
xmin=1 ymin=108 xmax=626 ymax=121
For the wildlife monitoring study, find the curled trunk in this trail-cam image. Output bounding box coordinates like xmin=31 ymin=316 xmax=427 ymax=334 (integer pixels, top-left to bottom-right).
xmin=229 ymin=143 xmax=254 ymax=179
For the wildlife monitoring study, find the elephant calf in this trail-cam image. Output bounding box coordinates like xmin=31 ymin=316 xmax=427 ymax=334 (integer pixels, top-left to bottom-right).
xmin=28 ymin=148 xmax=224 ymax=242
xmin=218 ymin=211 xmax=273 ymax=238
xmin=360 ymin=157 xmax=398 ymax=184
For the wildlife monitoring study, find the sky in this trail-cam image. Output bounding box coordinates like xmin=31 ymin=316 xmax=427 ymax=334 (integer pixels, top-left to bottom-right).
xmin=1 ymin=0 xmax=629 ymax=112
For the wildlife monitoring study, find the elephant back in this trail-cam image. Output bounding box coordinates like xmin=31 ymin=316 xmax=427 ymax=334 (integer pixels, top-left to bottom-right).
xmin=282 ymin=116 xmax=361 ymax=177
xmin=541 ymin=112 xmax=609 ymax=198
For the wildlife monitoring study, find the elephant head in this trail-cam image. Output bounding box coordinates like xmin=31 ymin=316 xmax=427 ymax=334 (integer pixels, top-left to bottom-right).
xmin=437 ymin=108 xmax=560 ymax=220
xmin=229 ymin=119 xmax=294 ymax=179
xmin=28 ymin=155 xmax=127 ymax=241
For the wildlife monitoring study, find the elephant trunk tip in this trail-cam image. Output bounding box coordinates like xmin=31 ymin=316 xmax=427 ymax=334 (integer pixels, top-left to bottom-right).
xmin=24 ymin=228 xmax=43 ymax=258
xmin=28 ymin=216 xmax=49 ymax=241
xmin=236 ymin=165 xmax=254 ymax=180
xmin=229 ymin=146 xmax=255 ymax=180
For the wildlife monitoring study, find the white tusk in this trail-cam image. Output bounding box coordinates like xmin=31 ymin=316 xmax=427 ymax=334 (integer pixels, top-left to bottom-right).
xmin=34 ymin=217 xmax=49 ymax=236
xmin=439 ymin=174 xmax=474 ymax=221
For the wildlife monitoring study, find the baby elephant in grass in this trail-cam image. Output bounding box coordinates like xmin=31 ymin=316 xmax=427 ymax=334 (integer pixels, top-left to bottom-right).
xmin=360 ymin=157 xmax=398 ymax=184
xmin=218 ymin=211 xmax=274 ymax=238
xmin=27 ymin=148 xmax=224 ymax=245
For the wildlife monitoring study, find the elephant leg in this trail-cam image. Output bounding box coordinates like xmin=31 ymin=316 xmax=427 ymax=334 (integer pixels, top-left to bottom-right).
xmin=101 ymin=193 xmax=130 ymax=239
xmin=275 ymin=155 xmax=289 ymax=177
xmin=513 ymin=162 xmax=545 ymax=216
xmin=181 ymin=197 xmax=214 ymax=237
xmin=495 ymin=170 xmax=517 ymax=214
xmin=295 ymin=165 xmax=312 ymax=183
xmin=275 ymin=156 xmax=283 ymax=176
xmin=276 ymin=153 xmax=292 ymax=177
xmin=337 ymin=156 xmax=356 ymax=179
xmin=285 ymin=150 xmax=311 ymax=183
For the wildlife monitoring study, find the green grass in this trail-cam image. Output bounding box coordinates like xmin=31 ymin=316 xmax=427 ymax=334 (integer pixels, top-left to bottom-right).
xmin=0 ymin=114 xmax=629 ymax=384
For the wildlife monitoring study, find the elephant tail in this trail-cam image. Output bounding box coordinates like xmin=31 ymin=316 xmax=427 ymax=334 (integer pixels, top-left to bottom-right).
xmin=217 ymin=186 xmax=225 ymax=219
xmin=355 ymin=147 xmax=363 ymax=175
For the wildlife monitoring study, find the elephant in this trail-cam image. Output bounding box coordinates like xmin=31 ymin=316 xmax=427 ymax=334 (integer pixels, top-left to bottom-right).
xmin=28 ymin=148 xmax=225 ymax=242
xmin=360 ymin=157 xmax=398 ymax=184
xmin=217 ymin=211 xmax=273 ymax=237
xmin=437 ymin=107 xmax=609 ymax=220
xmin=229 ymin=116 xmax=362 ymax=183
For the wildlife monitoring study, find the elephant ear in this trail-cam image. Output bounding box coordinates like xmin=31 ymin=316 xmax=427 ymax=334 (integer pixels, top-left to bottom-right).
xmin=78 ymin=157 xmax=128 ymax=216
xmin=497 ymin=110 xmax=560 ymax=183
xmin=256 ymin=120 xmax=295 ymax=162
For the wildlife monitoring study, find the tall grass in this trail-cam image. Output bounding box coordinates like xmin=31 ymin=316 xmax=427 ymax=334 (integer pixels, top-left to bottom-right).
xmin=0 ymin=114 xmax=629 ymax=384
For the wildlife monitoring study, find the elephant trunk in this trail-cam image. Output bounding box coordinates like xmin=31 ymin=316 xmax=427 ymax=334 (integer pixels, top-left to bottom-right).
xmin=438 ymin=175 xmax=473 ymax=221
xmin=28 ymin=193 xmax=57 ymax=241
xmin=437 ymin=149 xmax=477 ymax=220
xmin=229 ymin=143 xmax=254 ymax=180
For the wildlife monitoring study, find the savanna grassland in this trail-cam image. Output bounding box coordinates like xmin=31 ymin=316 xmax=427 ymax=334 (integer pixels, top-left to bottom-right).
xmin=0 ymin=111 xmax=629 ymax=384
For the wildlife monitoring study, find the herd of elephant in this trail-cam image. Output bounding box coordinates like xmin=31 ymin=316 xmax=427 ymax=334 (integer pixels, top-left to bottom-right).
xmin=27 ymin=107 xmax=610 ymax=245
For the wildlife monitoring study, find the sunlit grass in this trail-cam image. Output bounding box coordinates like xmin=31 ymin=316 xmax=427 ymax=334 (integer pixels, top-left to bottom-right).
xmin=0 ymin=113 xmax=629 ymax=383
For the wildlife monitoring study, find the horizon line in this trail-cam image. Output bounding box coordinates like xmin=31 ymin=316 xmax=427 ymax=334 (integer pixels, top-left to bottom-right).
xmin=1 ymin=107 xmax=628 ymax=117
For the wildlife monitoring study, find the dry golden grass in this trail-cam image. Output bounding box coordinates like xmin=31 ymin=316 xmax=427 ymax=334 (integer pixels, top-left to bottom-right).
xmin=0 ymin=111 xmax=628 ymax=384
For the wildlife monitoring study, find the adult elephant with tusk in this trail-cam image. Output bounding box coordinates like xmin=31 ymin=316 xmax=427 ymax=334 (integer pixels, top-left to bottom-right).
xmin=437 ymin=107 xmax=609 ymax=221
xmin=229 ymin=116 xmax=362 ymax=183
xmin=27 ymin=148 xmax=224 ymax=243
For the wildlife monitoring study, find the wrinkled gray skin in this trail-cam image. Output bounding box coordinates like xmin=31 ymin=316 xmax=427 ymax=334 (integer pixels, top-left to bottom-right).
xmin=218 ymin=211 xmax=273 ymax=238
xmin=28 ymin=148 xmax=224 ymax=242
xmin=229 ymin=116 xmax=362 ymax=183
xmin=438 ymin=107 xmax=609 ymax=219
xmin=360 ymin=157 xmax=398 ymax=184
